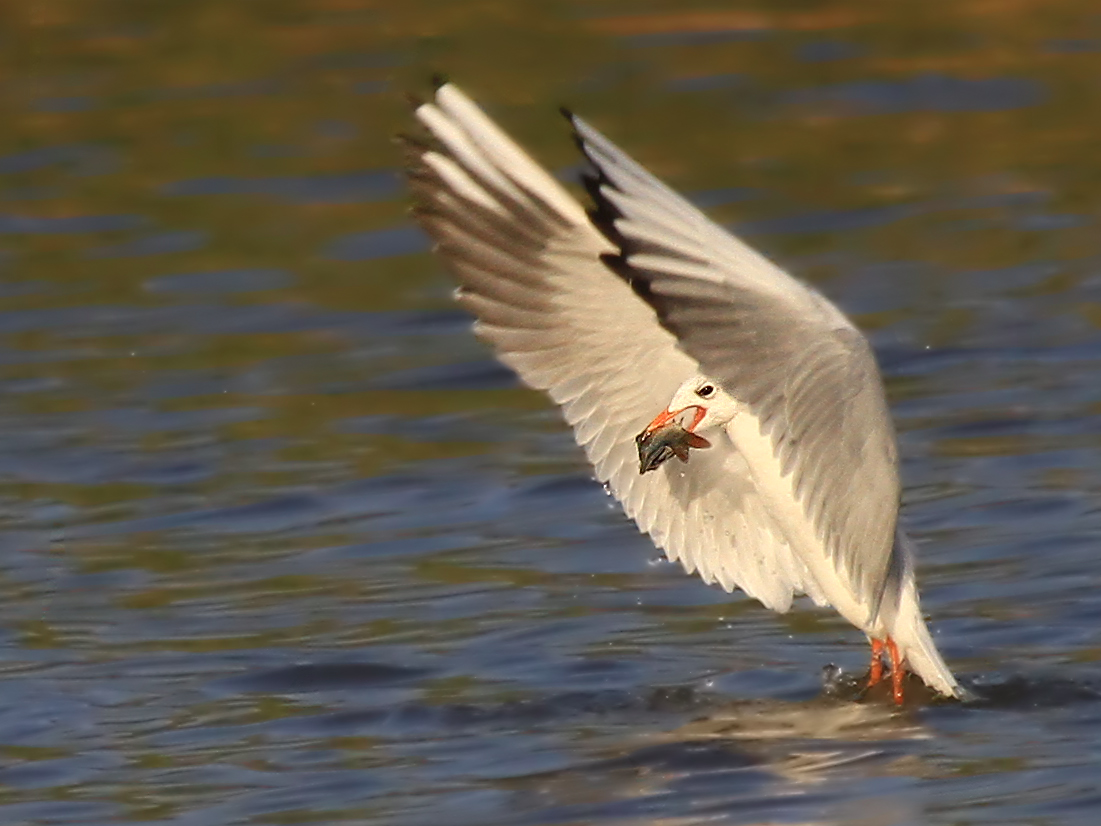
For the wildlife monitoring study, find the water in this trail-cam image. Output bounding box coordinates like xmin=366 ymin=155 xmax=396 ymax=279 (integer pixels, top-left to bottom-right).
xmin=3 ymin=2 xmax=1101 ymax=823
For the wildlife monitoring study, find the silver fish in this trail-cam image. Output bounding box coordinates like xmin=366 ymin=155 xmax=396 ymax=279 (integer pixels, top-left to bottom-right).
xmin=636 ymin=421 xmax=711 ymax=474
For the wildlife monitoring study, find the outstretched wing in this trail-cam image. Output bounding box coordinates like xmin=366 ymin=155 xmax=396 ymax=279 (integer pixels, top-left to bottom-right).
xmin=405 ymin=84 xmax=821 ymax=611
xmin=569 ymin=113 xmax=900 ymax=617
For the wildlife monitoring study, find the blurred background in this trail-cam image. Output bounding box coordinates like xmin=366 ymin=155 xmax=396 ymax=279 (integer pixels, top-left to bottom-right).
xmin=3 ymin=0 xmax=1101 ymax=823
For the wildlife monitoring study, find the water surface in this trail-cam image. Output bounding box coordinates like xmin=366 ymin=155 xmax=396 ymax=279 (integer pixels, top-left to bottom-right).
xmin=3 ymin=1 xmax=1101 ymax=823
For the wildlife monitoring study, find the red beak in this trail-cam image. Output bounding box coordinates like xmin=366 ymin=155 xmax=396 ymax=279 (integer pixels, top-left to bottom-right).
xmin=643 ymin=405 xmax=706 ymax=436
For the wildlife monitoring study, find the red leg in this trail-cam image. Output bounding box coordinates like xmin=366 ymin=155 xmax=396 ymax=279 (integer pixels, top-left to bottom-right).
xmin=886 ymin=637 xmax=906 ymax=706
xmin=868 ymin=638 xmax=885 ymax=687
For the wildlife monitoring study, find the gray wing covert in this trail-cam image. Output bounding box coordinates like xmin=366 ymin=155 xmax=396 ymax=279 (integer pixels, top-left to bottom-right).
xmin=569 ymin=114 xmax=901 ymax=614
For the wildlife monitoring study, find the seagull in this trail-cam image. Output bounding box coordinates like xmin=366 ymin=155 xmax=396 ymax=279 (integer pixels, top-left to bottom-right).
xmin=401 ymin=82 xmax=961 ymax=704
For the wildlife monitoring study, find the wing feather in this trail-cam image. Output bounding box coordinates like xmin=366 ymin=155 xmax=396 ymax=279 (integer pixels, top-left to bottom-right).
xmin=569 ymin=113 xmax=900 ymax=615
xmin=407 ymin=83 xmax=828 ymax=615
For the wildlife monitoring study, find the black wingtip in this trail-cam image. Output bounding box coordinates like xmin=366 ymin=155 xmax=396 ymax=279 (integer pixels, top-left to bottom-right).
xmin=404 ymin=91 xmax=426 ymax=109
xmin=558 ymin=105 xmax=575 ymax=122
xmin=566 ymin=117 xmax=591 ymax=162
xmin=430 ymin=72 xmax=450 ymax=91
xmin=600 ymin=252 xmax=652 ymax=299
xmin=581 ymin=154 xmax=630 ymax=260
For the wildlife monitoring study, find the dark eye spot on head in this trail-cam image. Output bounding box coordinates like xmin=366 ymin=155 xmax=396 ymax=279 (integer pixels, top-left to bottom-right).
xmin=696 ymin=384 xmax=715 ymax=399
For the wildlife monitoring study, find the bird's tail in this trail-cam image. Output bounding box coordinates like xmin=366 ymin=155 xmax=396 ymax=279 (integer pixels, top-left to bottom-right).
xmin=883 ymin=532 xmax=963 ymax=699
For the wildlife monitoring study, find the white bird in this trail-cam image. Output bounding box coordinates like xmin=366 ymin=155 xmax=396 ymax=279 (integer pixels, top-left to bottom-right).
xmin=402 ymin=82 xmax=961 ymax=703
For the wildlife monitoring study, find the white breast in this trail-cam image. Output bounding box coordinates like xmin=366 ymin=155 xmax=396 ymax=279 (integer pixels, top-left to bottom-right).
xmin=724 ymin=410 xmax=873 ymax=633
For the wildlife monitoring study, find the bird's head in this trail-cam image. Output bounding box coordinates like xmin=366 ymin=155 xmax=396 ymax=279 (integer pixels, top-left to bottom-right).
xmin=635 ymin=375 xmax=737 ymax=473
xmin=645 ymin=374 xmax=739 ymax=436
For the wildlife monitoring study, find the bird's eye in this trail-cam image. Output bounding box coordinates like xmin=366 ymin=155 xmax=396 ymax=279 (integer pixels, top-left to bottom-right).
xmin=696 ymin=384 xmax=715 ymax=399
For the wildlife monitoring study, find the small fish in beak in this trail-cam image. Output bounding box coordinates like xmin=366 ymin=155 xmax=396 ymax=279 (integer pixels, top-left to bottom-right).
xmin=636 ymin=407 xmax=711 ymax=474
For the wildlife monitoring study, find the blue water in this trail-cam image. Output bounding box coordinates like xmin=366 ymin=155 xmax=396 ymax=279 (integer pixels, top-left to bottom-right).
xmin=1 ymin=2 xmax=1101 ymax=823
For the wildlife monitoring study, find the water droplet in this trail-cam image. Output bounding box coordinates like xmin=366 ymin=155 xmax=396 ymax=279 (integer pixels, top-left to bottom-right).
xmin=821 ymin=663 xmax=843 ymax=693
